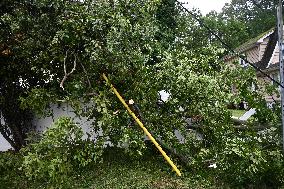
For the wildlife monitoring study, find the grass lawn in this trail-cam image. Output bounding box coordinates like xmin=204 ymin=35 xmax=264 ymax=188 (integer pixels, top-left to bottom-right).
xmin=0 ymin=147 xmax=219 ymax=189
xmin=229 ymin=109 xmax=246 ymax=118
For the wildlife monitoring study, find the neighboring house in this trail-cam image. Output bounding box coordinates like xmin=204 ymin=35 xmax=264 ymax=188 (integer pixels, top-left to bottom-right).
xmin=224 ymin=27 xmax=281 ymax=104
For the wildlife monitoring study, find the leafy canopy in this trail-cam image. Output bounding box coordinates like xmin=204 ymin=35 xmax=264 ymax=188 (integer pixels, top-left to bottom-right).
xmin=1 ymin=0 xmax=283 ymax=187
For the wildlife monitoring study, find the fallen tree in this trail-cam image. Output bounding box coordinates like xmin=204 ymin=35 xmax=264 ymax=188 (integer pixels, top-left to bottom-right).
xmin=1 ymin=0 xmax=283 ymax=187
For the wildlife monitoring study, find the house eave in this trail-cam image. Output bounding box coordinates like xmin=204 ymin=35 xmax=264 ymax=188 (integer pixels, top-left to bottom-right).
xmin=256 ymin=62 xmax=280 ymax=76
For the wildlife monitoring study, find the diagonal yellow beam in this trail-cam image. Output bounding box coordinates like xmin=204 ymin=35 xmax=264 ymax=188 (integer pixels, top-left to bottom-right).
xmin=102 ymin=73 xmax=181 ymax=176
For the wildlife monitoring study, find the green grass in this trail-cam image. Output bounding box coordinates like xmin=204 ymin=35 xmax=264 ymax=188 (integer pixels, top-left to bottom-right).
xmin=229 ymin=109 xmax=246 ymax=118
xmin=0 ymin=147 xmax=218 ymax=189
xmin=54 ymin=148 xmax=217 ymax=189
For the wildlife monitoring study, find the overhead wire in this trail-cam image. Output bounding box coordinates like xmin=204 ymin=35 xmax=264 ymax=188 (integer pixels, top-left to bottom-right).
xmin=176 ymin=1 xmax=284 ymax=88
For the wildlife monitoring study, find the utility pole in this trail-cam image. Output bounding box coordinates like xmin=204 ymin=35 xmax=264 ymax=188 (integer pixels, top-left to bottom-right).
xmin=277 ymin=0 xmax=284 ymax=151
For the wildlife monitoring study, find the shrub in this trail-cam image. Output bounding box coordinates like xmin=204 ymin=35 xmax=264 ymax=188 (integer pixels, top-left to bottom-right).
xmin=188 ymin=126 xmax=284 ymax=188
xmin=20 ymin=117 xmax=101 ymax=185
xmin=0 ymin=151 xmax=24 ymax=188
xmin=217 ymin=131 xmax=284 ymax=187
xmin=0 ymin=151 xmax=21 ymax=173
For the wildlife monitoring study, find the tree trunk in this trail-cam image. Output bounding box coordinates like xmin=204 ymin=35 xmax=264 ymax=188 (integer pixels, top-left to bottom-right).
xmin=0 ymin=94 xmax=33 ymax=151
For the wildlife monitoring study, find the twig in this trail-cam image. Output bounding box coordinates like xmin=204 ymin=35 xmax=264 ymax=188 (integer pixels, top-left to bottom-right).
xmin=80 ymin=62 xmax=92 ymax=89
xmin=60 ymin=51 xmax=77 ymax=90
xmin=271 ymin=96 xmax=282 ymax=119
xmin=271 ymin=96 xmax=280 ymax=104
xmin=84 ymin=92 xmax=98 ymax=96
xmin=79 ymin=62 xmax=99 ymax=97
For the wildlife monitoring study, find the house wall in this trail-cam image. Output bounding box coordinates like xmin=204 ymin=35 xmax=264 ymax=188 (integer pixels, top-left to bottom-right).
xmin=257 ymin=69 xmax=280 ymax=103
xmin=246 ymin=46 xmax=260 ymax=63
xmin=224 ymin=46 xmax=260 ymax=67
xmin=32 ymin=103 xmax=114 ymax=145
xmin=1 ymin=103 xmax=187 ymax=151
xmin=223 ymin=56 xmax=237 ymax=65
xmin=259 ymin=37 xmax=270 ymax=60
xmin=0 ymin=134 xmax=12 ymax=151
xmin=224 ymin=31 xmax=282 ymax=106
xmin=0 ymin=116 xmax=12 ymax=151
xmin=33 ymin=104 xmax=95 ymax=136
xmin=0 ymin=103 xmax=111 ymax=151
xmin=269 ymin=30 xmax=284 ymax=66
xmin=271 ymin=48 xmax=279 ymax=65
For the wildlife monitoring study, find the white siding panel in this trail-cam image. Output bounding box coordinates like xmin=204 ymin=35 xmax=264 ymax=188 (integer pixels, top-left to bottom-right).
xmin=33 ymin=103 xmax=100 ymax=140
xmin=271 ymin=47 xmax=279 ymax=65
xmin=1 ymin=103 xmax=187 ymax=151
xmin=0 ymin=134 xmax=12 ymax=151
xmin=0 ymin=116 xmax=12 ymax=151
xmin=246 ymin=46 xmax=259 ymax=63
xmin=259 ymin=37 xmax=270 ymax=60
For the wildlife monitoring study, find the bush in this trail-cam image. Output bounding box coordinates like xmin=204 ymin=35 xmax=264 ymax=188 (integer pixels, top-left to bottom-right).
xmin=20 ymin=117 xmax=101 ymax=185
xmin=217 ymin=132 xmax=284 ymax=187
xmin=0 ymin=151 xmax=24 ymax=188
xmin=188 ymin=126 xmax=284 ymax=188
xmin=0 ymin=151 xmax=21 ymax=174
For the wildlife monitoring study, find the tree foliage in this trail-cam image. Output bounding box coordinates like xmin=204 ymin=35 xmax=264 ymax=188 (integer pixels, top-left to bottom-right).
xmin=0 ymin=0 xmax=283 ymax=187
xmin=204 ymin=0 xmax=278 ymax=48
xmin=21 ymin=117 xmax=100 ymax=185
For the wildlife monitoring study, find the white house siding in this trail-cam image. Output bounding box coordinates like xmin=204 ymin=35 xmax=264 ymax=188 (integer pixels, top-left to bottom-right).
xmin=0 ymin=103 xmax=111 ymax=151
xmin=271 ymin=49 xmax=279 ymax=65
xmin=0 ymin=116 xmax=12 ymax=151
xmin=32 ymin=103 xmax=112 ymax=144
xmin=257 ymin=70 xmax=280 ymax=103
xmin=0 ymin=134 xmax=12 ymax=151
xmin=33 ymin=103 xmax=95 ymax=135
xmin=246 ymin=46 xmax=260 ymax=63
xmin=259 ymin=36 xmax=270 ymax=60
xmin=1 ymin=103 xmax=187 ymax=151
xmin=268 ymin=43 xmax=280 ymax=67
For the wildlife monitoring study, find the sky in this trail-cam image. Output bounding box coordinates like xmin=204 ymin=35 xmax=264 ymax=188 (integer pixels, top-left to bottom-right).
xmin=179 ymin=0 xmax=231 ymax=15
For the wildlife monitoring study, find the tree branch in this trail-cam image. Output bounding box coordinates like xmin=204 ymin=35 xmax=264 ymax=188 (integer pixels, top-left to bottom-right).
xmin=251 ymin=0 xmax=263 ymax=10
xmin=60 ymin=51 xmax=77 ymax=90
xmin=80 ymin=62 xmax=92 ymax=89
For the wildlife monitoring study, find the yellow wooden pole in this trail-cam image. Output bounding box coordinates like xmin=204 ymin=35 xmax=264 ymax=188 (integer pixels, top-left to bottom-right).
xmin=102 ymin=73 xmax=181 ymax=176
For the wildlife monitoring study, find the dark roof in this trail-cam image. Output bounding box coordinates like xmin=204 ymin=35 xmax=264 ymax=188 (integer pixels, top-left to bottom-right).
xmin=235 ymin=28 xmax=275 ymax=52
xmin=254 ymin=28 xmax=278 ymax=70
xmin=223 ymin=28 xmax=275 ymax=62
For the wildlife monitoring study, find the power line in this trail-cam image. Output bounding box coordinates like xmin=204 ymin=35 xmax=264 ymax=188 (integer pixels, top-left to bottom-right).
xmin=176 ymin=1 xmax=284 ymax=88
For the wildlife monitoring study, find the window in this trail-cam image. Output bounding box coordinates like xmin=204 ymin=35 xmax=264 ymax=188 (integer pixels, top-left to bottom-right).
xmin=251 ymin=83 xmax=257 ymax=91
xmin=239 ymin=58 xmax=248 ymax=67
